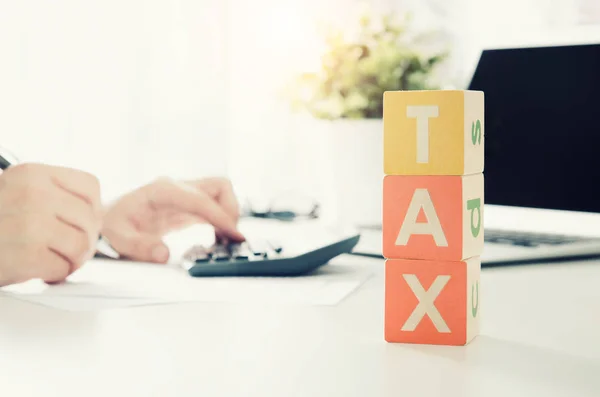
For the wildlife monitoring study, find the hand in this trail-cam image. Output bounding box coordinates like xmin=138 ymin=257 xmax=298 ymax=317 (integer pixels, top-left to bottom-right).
xmin=0 ymin=163 xmax=102 ymax=286
xmin=101 ymin=177 xmax=244 ymax=263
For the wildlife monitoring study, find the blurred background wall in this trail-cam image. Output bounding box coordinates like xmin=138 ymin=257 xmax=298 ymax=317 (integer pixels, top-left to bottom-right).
xmin=0 ymin=0 xmax=598 ymax=210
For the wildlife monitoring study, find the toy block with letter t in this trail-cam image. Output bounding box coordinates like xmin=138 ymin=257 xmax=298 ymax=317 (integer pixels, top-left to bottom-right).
xmin=382 ymin=173 xmax=484 ymax=261
xmin=384 ymin=257 xmax=480 ymax=345
xmin=383 ymin=90 xmax=484 ymax=176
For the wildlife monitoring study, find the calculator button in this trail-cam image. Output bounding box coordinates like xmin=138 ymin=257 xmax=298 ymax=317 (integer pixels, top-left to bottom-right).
xmin=268 ymin=240 xmax=283 ymax=253
xmin=230 ymin=243 xmax=250 ymax=260
xmin=231 ymin=247 xmax=252 ymax=260
xmin=194 ymin=254 xmax=211 ymax=263
xmin=188 ymin=246 xmax=212 ymax=262
xmin=211 ymin=245 xmax=230 ymax=261
xmin=247 ymin=240 xmax=269 ymax=256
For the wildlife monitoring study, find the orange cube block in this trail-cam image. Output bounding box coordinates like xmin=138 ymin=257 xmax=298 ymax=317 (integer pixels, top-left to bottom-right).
xmin=382 ymin=173 xmax=484 ymax=261
xmin=385 ymin=257 xmax=480 ymax=346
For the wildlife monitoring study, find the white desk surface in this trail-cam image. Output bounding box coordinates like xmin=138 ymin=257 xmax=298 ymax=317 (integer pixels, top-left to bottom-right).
xmin=1 ymin=254 xmax=600 ymax=397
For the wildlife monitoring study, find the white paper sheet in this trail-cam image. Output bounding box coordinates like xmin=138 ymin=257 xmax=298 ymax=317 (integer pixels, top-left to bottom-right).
xmin=0 ymin=258 xmax=373 ymax=311
xmin=0 ymin=220 xmax=376 ymax=311
xmin=6 ymin=295 xmax=173 ymax=312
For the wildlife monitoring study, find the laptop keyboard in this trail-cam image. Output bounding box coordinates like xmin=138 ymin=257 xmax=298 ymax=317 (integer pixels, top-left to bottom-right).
xmin=484 ymin=229 xmax=593 ymax=247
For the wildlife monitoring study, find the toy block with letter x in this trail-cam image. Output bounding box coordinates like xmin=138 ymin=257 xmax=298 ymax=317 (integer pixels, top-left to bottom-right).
xmin=383 ymin=90 xmax=484 ymax=176
xmin=384 ymin=257 xmax=480 ymax=345
xmin=382 ymin=173 xmax=484 ymax=261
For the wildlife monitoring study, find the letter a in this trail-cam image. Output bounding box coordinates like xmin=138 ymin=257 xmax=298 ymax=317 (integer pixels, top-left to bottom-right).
xmin=407 ymin=105 xmax=439 ymax=163
xmin=395 ymin=189 xmax=448 ymax=247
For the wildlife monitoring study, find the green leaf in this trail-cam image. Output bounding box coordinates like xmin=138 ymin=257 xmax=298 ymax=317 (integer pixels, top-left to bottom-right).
xmin=285 ymin=8 xmax=449 ymax=119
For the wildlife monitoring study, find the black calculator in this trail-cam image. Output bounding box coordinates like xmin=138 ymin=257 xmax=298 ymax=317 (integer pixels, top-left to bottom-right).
xmin=181 ymin=230 xmax=361 ymax=277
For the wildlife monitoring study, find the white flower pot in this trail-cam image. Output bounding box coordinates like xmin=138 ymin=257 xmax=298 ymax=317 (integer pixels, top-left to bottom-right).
xmin=321 ymin=118 xmax=384 ymax=228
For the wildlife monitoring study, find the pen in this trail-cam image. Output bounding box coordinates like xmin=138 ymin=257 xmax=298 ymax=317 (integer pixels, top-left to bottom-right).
xmin=0 ymin=147 xmax=120 ymax=259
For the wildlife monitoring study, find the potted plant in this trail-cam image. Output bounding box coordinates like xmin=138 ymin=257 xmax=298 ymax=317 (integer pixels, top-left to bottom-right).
xmin=286 ymin=8 xmax=449 ymax=227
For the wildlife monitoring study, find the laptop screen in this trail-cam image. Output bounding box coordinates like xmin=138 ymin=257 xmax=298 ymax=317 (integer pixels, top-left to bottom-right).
xmin=468 ymin=43 xmax=600 ymax=214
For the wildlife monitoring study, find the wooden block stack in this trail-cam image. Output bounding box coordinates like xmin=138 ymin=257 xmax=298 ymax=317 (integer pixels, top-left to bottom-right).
xmin=382 ymin=90 xmax=484 ymax=346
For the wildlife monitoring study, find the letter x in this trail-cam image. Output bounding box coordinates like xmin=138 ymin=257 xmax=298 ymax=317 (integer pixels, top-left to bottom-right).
xmin=401 ymin=274 xmax=451 ymax=333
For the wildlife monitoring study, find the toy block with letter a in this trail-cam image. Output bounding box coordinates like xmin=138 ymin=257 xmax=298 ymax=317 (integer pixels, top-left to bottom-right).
xmin=383 ymin=90 xmax=484 ymax=176
xmin=384 ymin=257 xmax=480 ymax=345
xmin=382 ymin=173 xmax=484 ymax=261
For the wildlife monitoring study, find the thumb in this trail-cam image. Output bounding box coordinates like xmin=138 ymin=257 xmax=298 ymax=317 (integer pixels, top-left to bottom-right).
xmin=112 ymin=233 xmax=170 ymax=264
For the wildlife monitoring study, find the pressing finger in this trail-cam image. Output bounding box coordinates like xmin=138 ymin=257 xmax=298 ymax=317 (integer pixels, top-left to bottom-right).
xmin=188 ymin=178 xmax=241 ymax=222
xmin=150 ymin=180 xmax=245 ymax=241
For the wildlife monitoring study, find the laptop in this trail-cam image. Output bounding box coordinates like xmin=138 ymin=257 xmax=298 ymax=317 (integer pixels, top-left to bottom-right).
xmin=354 ymin=43 xmax=600 ymax=265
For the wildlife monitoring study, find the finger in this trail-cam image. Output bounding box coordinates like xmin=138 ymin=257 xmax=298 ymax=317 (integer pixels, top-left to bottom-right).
xmin=49 ymin=167 xmax=101 ymax=213
xmin=151 ymin=181 xmax=245 ymax=241
xmin=165 ymin=212 xmax=196 ymax=229
xmin=105 ymin=230 xmax=170 ymax=263
xmin=189 ymin=178 xmax=241 ymax=222
xmin=54 ymin=187 xmax=100 ymax=252
xmin=39 ymin=248 xmax=74 ymax=284
xmin=101 ymin=213 xmax=171 ymax=263
xmin=0 ymin=243 xmax=72 ymax=286
xmin=48 ymin=218 xmax=92 ymax=273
